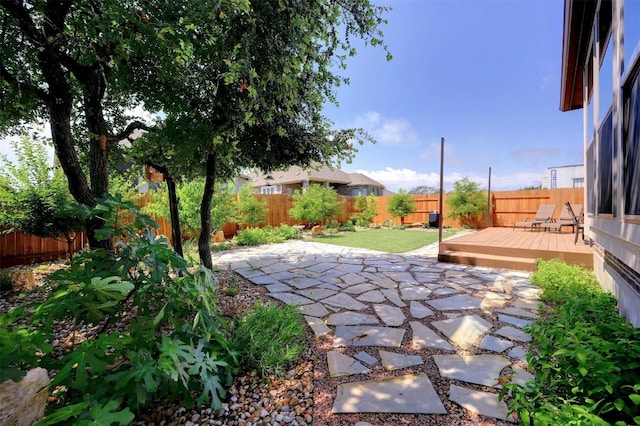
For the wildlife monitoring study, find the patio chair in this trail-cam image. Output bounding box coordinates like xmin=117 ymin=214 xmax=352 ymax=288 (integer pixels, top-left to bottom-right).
xmin=543 ymin=204 xmax=583 ymax=233
xmin=512 ymin=204 xmax=557 ymax=231
xmin=563 ymin=202 xmax=585 ymax=244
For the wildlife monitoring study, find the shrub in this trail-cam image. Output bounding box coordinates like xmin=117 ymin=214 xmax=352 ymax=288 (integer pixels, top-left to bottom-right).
xmin=338 ymin=220 xmax=356 ymax=232
xmin=233 ymin=302 xmax=305 ymax=377
xmin=272 ymin=224 xmax=302 ymax=240
xmin=500 ymin=259 xmax=640 ymax=425
xmin=234 ymin=183 xmax=267 ymax=227
xmin=387 ymin=190 xmax=416 ymax=225
xmin=350 ymin=194 xmax=378 ymax=227
xmin=446 ymin=177 xmax=488 ymax=229
xmin=0 ymin=269 xmax=11 ymax=292
xmin=234 ymin=225 xmax=301 ymax=246
xmin=0 ymin=195 xmax=238 ymax=424
xmin=289 ymin=184 xmax=342 ymax=225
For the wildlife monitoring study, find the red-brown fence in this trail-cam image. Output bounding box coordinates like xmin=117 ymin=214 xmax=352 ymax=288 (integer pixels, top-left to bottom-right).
xmin=1 ymin=188 xmax=583 ymax=268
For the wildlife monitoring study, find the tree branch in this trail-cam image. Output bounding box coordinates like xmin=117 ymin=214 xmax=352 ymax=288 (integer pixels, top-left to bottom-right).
xmin=0 ymin=60 xmax=49 ymax=101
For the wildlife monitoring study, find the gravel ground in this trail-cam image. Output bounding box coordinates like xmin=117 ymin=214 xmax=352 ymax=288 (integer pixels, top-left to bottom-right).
xmin=1 ymin=259 xmax=515 ymax=426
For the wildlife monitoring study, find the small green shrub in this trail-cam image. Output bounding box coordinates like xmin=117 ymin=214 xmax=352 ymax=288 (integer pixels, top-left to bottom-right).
xmin=0 ymin=269 xmax=11 ymax=292
xmin=211 ymin=242 xmax=233 ymax=252
xmin=234 ymin=225 xmax=301 ymax=246
xmin=500 ymin=259 xmax=640 ymax=425
xmin=338 ymin=220 xmax=356 ymax=232
xmin=233 ymin=302 xmax=305 ymax=378
xmin=272 ymin=224 xmax=302 ymax=240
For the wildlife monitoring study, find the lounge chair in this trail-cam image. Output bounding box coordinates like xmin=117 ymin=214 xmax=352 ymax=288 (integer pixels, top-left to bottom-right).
xmin=563 ymin=202 xmax=585 ymax=244
xmin=512 ymin=204 xmax=557 ymax=231
xmin=544 ymin=203 xmax=583 ymax=233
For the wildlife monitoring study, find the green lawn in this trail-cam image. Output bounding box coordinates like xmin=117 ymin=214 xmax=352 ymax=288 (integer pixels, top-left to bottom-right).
xmin=310 ymin=228 xmax=459 ymax=253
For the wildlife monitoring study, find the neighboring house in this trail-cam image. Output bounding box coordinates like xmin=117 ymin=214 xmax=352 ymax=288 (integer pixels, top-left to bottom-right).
xmin=246 ymin=164 xmax=387 ymax=196
xmin=541 ymin=164 xmax=584 ymax=189
xmin=560 ymin=0 xmax=640 ymax=325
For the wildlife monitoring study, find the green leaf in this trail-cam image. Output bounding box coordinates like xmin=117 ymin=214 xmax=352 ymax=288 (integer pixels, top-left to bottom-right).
xmin=576 ymin=348 xmax=588 ymax=363
xmin=614 ymin=398 xmax=625 ymax=411
xmin=35 ymin=402 xmax=89 ymax=425
xmin=77 ymin=400 xmax=134 ymax=426
xmin=629 ymin=394 xmax=640 ymax=405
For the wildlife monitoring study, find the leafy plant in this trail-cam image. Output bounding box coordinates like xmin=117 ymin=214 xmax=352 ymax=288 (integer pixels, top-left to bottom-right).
xmin=289 ymin=184 xmax=343 ymax=226
xmin=350 ymin=194 xmax=378 ymax=227
xmin=446 ymin=177 xmax=488 ymax=229
xmin=234 ymin=183 xmax=267 ymax=228
xmin=0 ymin=269 xmax=11 ymax=292
xmin=386 ymin=190 xmax=416 ymax=225
xmin=1 ymin=195 xmax=239 ymax=424
xmin=500 ymin=259 xmax=640 ymax=425
xmin=233 ymin=302 xmax=305 ymax=378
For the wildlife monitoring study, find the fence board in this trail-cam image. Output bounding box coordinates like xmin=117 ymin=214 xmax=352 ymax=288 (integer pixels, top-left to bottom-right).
xmin=1 ymin=188 xmax=583 ymax=268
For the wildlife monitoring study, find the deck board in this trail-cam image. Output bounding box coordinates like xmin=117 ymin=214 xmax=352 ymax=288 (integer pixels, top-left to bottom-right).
xmin=439 ymin=227 xmax=594 ymax=270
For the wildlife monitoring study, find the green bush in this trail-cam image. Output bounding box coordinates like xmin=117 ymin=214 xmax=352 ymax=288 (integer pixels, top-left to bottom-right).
xmin=234 ymin=225 xmax=301 ymax=246
xmin=289 ymin=184 xmax=342 ymax=225
xmin=338 ymin=220 xmax=356 ymax=232
xmin=233 ymin=302 xmax=305 ymax=378
xmin=500 ymin=259 xmax=640 ymax=425
xmin=386 ymin=190 xmax=416 ymax=225
xmin=0 ymin=195 xmax=238 ymax=424
xmin=0 ymin=269 xmax=11 ymax=292
xmin=350 ymin=194 xmax=378 ymax=227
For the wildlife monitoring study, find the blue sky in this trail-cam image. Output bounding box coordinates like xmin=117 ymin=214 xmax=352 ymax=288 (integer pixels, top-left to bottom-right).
xmin=324 ymin=0 xmax=585 ymax=192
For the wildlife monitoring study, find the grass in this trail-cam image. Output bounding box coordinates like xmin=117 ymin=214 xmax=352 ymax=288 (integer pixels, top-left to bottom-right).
xmin=310 ymin=228 xmax=459 ymax=253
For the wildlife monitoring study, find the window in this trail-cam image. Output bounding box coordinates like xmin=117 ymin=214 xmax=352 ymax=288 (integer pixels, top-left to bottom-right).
xmin=598 ymin=109 xmax=613 ymax=215
xmin=623 ymin=64 xmax=640 ymax=216
xmin=573 ymin=178 xmax=584 ymax=188
xmin=624 ymin=0 xmax=640 ymax=76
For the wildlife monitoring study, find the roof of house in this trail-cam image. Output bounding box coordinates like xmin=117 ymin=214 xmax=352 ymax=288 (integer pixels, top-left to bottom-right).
xmin=247 ymin=164 xmax=385 ymax=189
xmin=347 ymin=172 xmax=384 ymax=188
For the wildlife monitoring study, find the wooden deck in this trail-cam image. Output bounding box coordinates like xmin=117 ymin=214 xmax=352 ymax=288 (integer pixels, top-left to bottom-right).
xmin=438 ymin=227 xmax=594 ymax=271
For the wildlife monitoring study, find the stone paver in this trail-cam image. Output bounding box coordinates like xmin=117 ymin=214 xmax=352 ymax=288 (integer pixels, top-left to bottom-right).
xmin=449 ymin=385 xmax=513 ymax=421
xmin=332 ymin=374 xmax=446 ymax=414
xmin=209 ymin=239 xmax=534 ymax=419
xmin=432 ymin=314 xmax=493 ymax=350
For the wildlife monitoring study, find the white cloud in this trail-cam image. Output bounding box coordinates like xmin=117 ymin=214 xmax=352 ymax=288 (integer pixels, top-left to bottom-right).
xmin=355 ymin=167 xmax=543 ymax=193
xmin=352 ymin=112 xmax=420 ymax=146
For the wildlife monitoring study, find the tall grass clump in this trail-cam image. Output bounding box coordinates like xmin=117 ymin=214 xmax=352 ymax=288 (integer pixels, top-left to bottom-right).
xmin=233 ymin=302 xmax=305 ymax=378
xmin=500 ymin=259 xmax=640 ymax=425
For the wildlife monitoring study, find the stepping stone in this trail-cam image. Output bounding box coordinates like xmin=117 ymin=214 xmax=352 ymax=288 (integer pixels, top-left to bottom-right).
xmin=285 ymin=277 xmax=323 ymax=289
xmin=380 ymin=289 xmax=407 ymax=307
xmin=344 ymin=283 xmax=377 ymax=294
xmin=399 ymin=285 xmax=432 ymax=300
xmin=268 ymin=292 xmax=313 ymax=306
xmin=332 ymin=374 xmax=446 ymax=414
xmin=413 ymin=272 xmax=440 ymax=282
xmin=371 ymin=277 xmax=398 ymax=289
xmin=449 ymin=385 xmax=512 ymax=421
xmin=383 ymin=271 xmax=415 ymax=283
xmin=334 ymin=263 xmax=365 ymax=273
xmin=322 ymin=293 xmax=368 ymax=311
xmin=513 ymin=287 xmax=542 ymax=299
xmin=410 ymin=301 xmax=434 ymax=319
xmin=306 ymin=262 xmax=337 ymax=273
xmin=327 ymin=351 xmax=370 ymax=377
xmin=495 ymin=326 xmax=531 ymax=342
xmin=270 ymin=271 xmax=296 ymax=280
xmin=250 ymin=275 xmax=280 ymax=285
xmin=298 ymin=302 xmax=329 ymax=318
xmin=304 ymin=316 xmax=331 ymax=337
xmin=479 ymin=335 xmax=515 ymax=353
xmin=496 ymin=307 xmax=538 ymax=319
xmin=374 ymin=304 xmax=406 ymax=326
xmin=511 ymin=299 xmax=539 ymax=311
xmin=431 ymin=315 xmax=493 ymax=350
xmin=266 ymin=283 xmax=292 ymax=293
xmin=379 ymin=350 xmax=423 ymax=371
xmin=236 ymin=268 xmax=265 ymax=279
xmin=262 ymin=263 xmax=293 ymax=274
xmin=341 ymin=273 xmax=367 ymax=286
xmin=327 ymin=312 xmax=379 ymax=326
xmin=333 ymin=326 xmax=405 ymax=348
xmin=426 ymin=295 xmax=483 ymax=311
xmin=357 ymin=290 xmax=386 ymax=303
xmin=511 ymin=365 xmax=535 ymax=387
xmin=295 ymin=288 xmax=337 ymax=301
xmin=499 ymin=314 xmax=533 ymax=329
xmin=354 ymin=351 xmax=378 ymax=366
xmin=508 ymin=345 xmax=527 ymax=361
xmin=410 ymin=321 xmax=455 ymax=351
xmin=317 ymin=283 xmax=342 ymax=291
xmin=448 ymin=277 xmax=482 ymax=286
xmin=433 ymin=355 xmax=511 ymax=387
xmin=433 ymin=287 xmax=459 ymax=296
xmin=354 ymin=423 xmax=373 ymax=426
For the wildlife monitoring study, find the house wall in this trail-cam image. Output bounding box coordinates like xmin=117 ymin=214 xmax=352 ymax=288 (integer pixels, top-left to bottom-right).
xmin=572 ymin=0 xmax=640 ymax=326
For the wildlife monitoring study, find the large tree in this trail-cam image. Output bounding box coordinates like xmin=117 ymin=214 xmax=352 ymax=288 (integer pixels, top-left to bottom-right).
xmin=1 ymin=1 xmax=389 ymax=263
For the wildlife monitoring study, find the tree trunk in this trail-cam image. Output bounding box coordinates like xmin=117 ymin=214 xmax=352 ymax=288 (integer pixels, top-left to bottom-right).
xmin=198 ymin=153 xmax=216 ymax=270
xmin=165 ymin=174 xmax=183 ymax=257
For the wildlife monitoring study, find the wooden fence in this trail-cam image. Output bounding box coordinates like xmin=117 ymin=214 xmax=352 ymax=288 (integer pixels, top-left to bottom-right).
xmin=1 ymin=188 xmax=583 ymax=268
